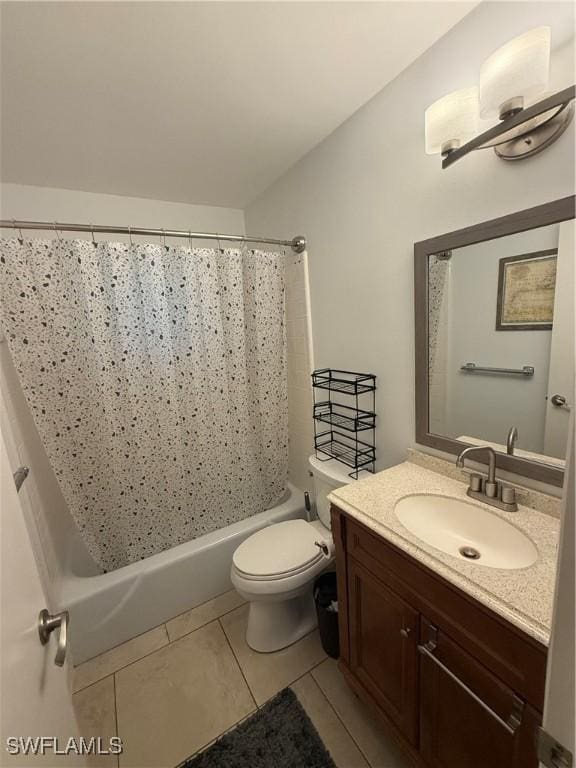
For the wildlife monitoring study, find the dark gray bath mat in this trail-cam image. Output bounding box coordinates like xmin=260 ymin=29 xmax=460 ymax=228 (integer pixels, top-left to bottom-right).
xmin=181 ymin=688 xmax=336 ymax=768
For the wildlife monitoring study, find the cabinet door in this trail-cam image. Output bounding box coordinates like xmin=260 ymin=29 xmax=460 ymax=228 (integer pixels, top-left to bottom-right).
xmin=419 ymin=619 xmax=541 ymax=768
xmin=348 ymin=559 xmax=419 ymax=745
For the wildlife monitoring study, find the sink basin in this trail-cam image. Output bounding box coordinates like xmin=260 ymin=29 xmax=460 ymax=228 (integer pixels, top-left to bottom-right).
xmin=394 ymin=494 xmax=538 ymax=570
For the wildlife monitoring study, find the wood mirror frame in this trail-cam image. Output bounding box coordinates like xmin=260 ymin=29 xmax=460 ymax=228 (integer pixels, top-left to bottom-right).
xmin=414 ymin=195 xmax=575 ymax=488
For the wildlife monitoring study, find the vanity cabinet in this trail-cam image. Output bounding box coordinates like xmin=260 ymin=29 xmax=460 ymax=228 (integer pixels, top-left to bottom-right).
xmin=348 ymin=559 xmax=419 ymax=744
xmin=332 ymin=505 xmax=547 ymax=768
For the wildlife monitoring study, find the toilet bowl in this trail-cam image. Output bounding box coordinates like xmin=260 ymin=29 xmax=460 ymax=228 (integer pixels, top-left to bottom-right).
xmin=231 ymin=455 xmax=363 ymax=653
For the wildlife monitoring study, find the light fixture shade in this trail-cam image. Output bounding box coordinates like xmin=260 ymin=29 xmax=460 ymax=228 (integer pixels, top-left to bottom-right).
xmin=479 ymin=27 xmax=551 ymax=118
xmin=425 ymin=87 xmax=479 ymax=155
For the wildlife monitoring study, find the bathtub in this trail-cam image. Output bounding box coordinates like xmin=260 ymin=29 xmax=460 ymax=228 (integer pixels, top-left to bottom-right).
xmin=60 ymin=484 xmax=306 ymax=664
xmin=1 ymin=340 xmax=308 ymax=664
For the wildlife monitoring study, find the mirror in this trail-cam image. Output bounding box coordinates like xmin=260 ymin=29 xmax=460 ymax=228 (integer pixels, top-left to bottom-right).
xmin=415 ymin=196 xmax=575 ymax=487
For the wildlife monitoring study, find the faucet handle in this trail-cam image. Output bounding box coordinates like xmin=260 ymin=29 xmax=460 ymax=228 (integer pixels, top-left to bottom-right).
xmin=485 ymin=480 xmax=498 ymax=499
xmin=501 ymin=486 xmax=516 ymax=505
xmin=469 ymin=474 xmax=483 ymax=492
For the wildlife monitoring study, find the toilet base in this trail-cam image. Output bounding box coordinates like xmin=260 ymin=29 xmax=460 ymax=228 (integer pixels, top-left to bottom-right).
xmin=245 ymin=591 xmax=318 ymax=653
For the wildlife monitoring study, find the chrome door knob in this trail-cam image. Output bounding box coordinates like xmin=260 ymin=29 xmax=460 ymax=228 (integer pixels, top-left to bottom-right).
xmin=38 ymin=609 xmax=69 ymax=667
xmin=550 ymin=394 xmax=568 ymax=408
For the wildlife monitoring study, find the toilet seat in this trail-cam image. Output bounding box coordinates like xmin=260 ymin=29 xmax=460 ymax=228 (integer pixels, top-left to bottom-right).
xmin=232 ymin=519 xmax=329 ymax=581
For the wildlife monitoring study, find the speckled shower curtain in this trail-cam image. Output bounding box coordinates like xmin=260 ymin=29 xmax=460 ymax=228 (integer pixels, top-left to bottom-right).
xmin=0 ymin=238 xmax=288 ymax=571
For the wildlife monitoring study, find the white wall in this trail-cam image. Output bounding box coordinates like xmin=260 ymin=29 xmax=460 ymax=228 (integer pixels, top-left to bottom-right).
xmin=0 ymin=183 xmax=245 ymax=243
xmin=0 ymin=184 xmax=246 ymax=586
xmin=245 ymin=2 xmax=575 ymax=476
xmin=444 ymin=226 xmax=559 ymax=453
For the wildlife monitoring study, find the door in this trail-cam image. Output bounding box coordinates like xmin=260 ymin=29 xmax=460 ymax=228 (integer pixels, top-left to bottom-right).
xmin=541 ymin=422 xmax=574 ymax=766
xmin=0 ymin=426 xmax=84 ymax=767
xmin=419 ymin=619 xmax=541 ymax=768
xmin=543 ymin=219 xmax=574 ymax=458
xmin=348 ymin=559 xmax=419 ymax=745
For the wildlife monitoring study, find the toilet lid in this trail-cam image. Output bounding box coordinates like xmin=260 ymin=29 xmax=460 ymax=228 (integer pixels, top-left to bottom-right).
xmin=233 ymin=520 xmax=325 ymax=578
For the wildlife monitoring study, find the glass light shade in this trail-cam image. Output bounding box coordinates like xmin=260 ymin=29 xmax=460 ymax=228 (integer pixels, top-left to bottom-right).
xmin=479 ymin=27 xmax=551 ymax=119
xmin=425 ymin=87 xmax=480 ymax=155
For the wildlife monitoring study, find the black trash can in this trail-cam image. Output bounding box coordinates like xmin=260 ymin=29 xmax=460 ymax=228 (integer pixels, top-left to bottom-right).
xmin=314 ymin=572 xmax=339 ymax=659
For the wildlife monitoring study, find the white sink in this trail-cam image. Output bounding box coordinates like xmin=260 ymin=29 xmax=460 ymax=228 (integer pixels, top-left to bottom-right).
xmin=394 ymin=494 xmax=538 ymax=570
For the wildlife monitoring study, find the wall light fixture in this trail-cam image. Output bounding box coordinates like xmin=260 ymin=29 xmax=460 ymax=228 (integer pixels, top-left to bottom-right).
xmin=425 ymin=27 xmax=575 ymax=169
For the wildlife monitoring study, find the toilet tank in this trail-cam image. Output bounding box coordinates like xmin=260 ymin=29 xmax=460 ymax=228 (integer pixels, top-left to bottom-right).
xmin=308 ymin=455 xmax=360 ymax=528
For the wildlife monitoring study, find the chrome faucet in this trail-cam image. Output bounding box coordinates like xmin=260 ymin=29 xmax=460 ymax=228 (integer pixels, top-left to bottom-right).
xmin=456 ymin=445 xmax=517 ymax=512
xmin=506 ymin=426 xmax=518 ymax=456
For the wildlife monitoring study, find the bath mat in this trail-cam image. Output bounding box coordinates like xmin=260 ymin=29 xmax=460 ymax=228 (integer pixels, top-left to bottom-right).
xmin=181 ymin=687 xmax=336 ymax=768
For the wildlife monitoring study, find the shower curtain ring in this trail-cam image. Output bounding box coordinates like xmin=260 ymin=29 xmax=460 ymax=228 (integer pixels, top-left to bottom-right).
xmin=188 ymin=230 xmax=193 ymax=250
xmin=217 ymin=234 xmax=222 ymax=252
xmin=161 ymin=229 xmax=167 ymax=249
xmin=90 ymin=224 xmax=97 ymax=247
xmin=128 ymin=226 xmax=133 ymax=246
xmin=53 ymin=221 xmax=61 ymax=241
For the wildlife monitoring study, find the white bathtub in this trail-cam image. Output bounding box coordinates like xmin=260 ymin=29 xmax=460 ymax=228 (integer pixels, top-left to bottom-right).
xmin=1 ymin=341 xmax=307 ymax=665
xmin=60 ymin=484 xmax=306 ymax=664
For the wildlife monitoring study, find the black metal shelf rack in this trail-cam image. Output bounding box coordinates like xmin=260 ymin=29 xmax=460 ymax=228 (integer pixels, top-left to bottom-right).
xmin=311 ymin=369 xmax=376 ymax=478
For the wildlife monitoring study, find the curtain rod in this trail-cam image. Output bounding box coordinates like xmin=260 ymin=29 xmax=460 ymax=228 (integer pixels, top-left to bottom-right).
xmin=0 ymin=219 xmax=306 ymax=253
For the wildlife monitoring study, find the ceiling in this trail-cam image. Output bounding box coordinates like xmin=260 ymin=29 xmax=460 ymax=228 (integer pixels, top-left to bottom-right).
xmin=1 ymin=2 xmax=477 ymax=209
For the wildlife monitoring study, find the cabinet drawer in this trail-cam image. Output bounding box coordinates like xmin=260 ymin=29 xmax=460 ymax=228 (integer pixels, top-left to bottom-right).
xmin=340 ymin=510 xmax=547 ymax=710
xmin=419 ymin=618 xmax=541 ymax=768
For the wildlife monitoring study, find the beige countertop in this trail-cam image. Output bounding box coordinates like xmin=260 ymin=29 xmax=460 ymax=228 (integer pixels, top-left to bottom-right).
xmin=328 ymin=461 xmax=560 ymax=646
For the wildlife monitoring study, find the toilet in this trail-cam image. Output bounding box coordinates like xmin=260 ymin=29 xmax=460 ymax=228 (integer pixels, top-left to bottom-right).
xmin=231 ymin=455 xmax=360 ymax=652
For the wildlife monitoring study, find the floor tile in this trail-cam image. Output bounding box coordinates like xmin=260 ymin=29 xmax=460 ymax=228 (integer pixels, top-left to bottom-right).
xmin=291 ymin=674 xmax=369 ymax=768
xmin=220 ymin=604 xmax=326 ymax=705
xmin=74 ymin=625 xmax=169 ymax=693
xmin=312 ymin=659 xmax=412 ymax=768
xmin=115 ymin=620 xmax=255 ymax=768
xmin=73 ymin=676 xmax=118 ymax=768
xmin=165 ymin=589 xmax=245 ymax=642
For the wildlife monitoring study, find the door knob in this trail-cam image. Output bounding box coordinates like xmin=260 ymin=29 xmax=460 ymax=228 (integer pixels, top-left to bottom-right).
xmin=400 ymin=627 xmax=411 ymax=638
xmin=38 ymin=609 xmax=69 ymax=667
xmin=13 ymin=466 xmax=29 ymax=493
xmin=550 ymin=394 xmax=569 ymax=408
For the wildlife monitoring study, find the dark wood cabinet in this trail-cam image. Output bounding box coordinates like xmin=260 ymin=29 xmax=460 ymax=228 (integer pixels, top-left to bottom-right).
xmin=419 ymin=619 xmax=541 ymax=768
xmin=348 ymin=559 xmax=419 ymax=744
xmin=332 ymin=505 xmax=546 ymax=768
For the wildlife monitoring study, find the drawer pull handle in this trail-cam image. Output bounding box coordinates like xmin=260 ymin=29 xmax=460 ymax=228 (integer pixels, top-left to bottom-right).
xmin=418 ymin=644 xmax=524 ymax=735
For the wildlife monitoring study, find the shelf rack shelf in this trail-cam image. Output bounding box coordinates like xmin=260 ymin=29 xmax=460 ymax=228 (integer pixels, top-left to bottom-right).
xmin=312 ymin=368 xmax=376 ymax=395
xmin=311 ymin=369 xmax=376 ymax=478
xmin=314 ymin=430 xmax=375 ymax=471
xmin=313 ymin=401 xmax=375 ymax=433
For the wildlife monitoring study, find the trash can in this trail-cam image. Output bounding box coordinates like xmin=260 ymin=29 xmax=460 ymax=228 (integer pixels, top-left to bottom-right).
xmin=314 ymin=572 xmax=339 ymax=659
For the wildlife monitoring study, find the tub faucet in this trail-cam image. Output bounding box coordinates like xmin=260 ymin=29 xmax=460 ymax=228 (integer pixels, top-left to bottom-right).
xmin=456 ymin=445 xmax=517 ymax=512
xmin=506 ymin=426 xmax=518 ymax=455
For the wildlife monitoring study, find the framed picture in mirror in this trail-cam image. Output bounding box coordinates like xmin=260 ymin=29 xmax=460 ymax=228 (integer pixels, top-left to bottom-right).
xmin=496 ymin=250 xmax=558 ymax=331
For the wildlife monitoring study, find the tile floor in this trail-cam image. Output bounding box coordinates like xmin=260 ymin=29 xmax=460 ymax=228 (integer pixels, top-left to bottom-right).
xmin=73 ymin=590 xmax=412 ymax=768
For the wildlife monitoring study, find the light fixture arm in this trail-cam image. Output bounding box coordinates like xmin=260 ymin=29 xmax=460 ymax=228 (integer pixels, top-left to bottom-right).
xmin=442 ymin=85 xmax=575 ymax=169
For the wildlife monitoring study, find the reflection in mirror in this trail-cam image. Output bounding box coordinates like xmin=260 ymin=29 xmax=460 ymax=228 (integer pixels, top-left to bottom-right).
xmin=428 ymin=220 xmax=574 ymax=468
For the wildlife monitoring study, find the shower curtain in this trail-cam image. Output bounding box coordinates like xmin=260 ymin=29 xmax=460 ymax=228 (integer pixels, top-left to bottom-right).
xmin=0 ymin=237 xmax=288 ymax=571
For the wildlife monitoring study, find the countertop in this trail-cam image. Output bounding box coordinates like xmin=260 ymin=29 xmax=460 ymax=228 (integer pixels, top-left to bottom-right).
xmin=328 ymin=461 xmax=560 ymax=646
